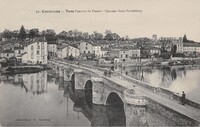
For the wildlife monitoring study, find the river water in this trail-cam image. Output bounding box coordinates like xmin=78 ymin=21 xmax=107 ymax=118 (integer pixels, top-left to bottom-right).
xmin=0 ymin=70 xmax=179 ymax=126
xmin=114 ymin=65 xmax=200 ymax=103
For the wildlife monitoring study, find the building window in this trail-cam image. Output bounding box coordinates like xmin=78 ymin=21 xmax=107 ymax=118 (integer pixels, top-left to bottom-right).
xmin=121 ymin=55 xmax=123 ymax=58
xmin=126 ymin=55 xmax=128 ymax=58
xmin=18 ymin=50 xmax=21 ymax=54
xmin=84 ymin=51 xmax=86 ymax=53
xmin=86 ymin=47 xmax=88 ymax=50
xmin=88 ymin=51 xmax=90 ymax=53
xmin=37 ymin=51 xmax=40 ymax=54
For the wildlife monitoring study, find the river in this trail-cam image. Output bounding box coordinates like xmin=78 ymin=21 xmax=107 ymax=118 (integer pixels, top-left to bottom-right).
xmin=0 ymin=70 xmax=179 ymax=126
xmin=114 ymin=65 xmax=200 ymax=103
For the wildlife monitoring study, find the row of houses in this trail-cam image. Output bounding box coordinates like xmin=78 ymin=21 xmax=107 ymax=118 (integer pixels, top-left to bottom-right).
xmin=1 ymin=36 xmax=200 ymax=65
xmin=0 ymin=37 xmax=48 ymax=64
xmin=48 ymin=41 xmax=160 ymax=62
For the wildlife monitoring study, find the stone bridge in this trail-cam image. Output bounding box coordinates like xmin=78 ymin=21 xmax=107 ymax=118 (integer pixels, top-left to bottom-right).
xmin=49 ymin=60 xmax=148 ymax=126
xmin=48 ymin=59 xmax=200 ymax=126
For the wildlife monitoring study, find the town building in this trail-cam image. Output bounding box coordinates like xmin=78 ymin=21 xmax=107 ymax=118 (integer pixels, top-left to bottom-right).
xmin=57 ymin=45 xmax=68 ymax=59
xmin=93 ymin=44 xmax=102 ymax=58
xmin=67 ymin=45 xmax=80 ymax=58
xmin=149 ymin=47 xmax=161 ymax=55
xmin=78 ymin=41 xmax=93 ymax=54
xmin=0 ymin=49 xmax=14 ymax=59
xmin=119 ymin=47 xmax=140 ymax=62
xmin=101 ymin=48 xmax=109 ymax=58
xmin=14 ymin=47 xmax=24 ymax=61
xmin=108 ymin=46 xmax=121 ymax=58
xmin=22 ymin=38 xmax=48 ymax=64
xmin=47 ymin=41 xmax=57 ymax=57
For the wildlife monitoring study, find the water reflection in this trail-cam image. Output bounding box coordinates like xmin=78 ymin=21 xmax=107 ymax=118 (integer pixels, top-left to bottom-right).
xmin=0 ymin=70 xmax=180 ymax=126
xmin=1 ymin=71 xmax=48 ymax=95
xmin=115 ymin=65 xmax=200 ymax=103
xmin=68 ymin=85 xmax=126 ymax=126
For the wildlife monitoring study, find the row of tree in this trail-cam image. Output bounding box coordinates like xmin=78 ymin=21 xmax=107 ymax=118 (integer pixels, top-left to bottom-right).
xmin=1 ymin=25 xmax=130 ymax=42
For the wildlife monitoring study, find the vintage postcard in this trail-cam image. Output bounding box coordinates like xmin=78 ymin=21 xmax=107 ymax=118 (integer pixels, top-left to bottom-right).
xmin=0 ymin=0 xmax=200 ymax=126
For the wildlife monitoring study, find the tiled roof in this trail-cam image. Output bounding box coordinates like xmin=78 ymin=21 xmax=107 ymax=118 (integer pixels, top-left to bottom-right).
xmin=1 ymin=49 xmax=14 ymax=53
xmin=69 ymin=45 xmax=79 ymax=49
xmin=14 ymin=47 xmax=24 ymax=50
xmin=57 ymin=45 xmax=68 ymax=49
xmin=48 ymin=41 xmax=57 ymax=44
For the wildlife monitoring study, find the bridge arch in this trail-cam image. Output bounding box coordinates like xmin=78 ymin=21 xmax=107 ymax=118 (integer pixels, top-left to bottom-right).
xmin=71 ymin=73 xmax=75 ymax=92
xmin=105 ymin=92 xmax=124 ymax=106
xmin=106 ymin=92 xmax=126 ymax=126
xmin=84 ymin=80 xmax=93 ymax=109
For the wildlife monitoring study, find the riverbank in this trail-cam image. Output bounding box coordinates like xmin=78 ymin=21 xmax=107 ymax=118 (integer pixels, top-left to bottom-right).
xmin=0 ymin=65 xmax=51 ymax=75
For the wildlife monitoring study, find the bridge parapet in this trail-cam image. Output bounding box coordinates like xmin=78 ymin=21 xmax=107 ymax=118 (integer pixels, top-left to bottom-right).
xmin=123 ymin=89 xmax=148 ymax=126
xmin=124 ymin=89 xmax=147 ymax=106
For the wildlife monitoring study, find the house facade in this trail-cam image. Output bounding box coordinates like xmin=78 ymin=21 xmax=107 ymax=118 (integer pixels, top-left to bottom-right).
xmin=0 ymin=50 xmax=15 ymax=59
xmin=22 ymin=40 xmax=48 ymax=64
xmin=14 ymin=47 xmax=25 ymax=61
xmin=119 ymin=47 xmax=140 ymax=62
xmin=47 ymin=41 xmax=57 ymax=57
xmin=78 ymin=42 xmax=93 ymax=54
xmin=68 ymin=45 xmax=80 ymax=58
xmin=57 ymin=46 xmax=68 ymax=59
xmin=93 ymin=44 xmax=102 ymax=58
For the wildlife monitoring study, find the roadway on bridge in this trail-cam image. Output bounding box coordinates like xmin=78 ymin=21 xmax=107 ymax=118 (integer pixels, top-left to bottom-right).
xmin=51 ymin=59 xmax=200 ymax=123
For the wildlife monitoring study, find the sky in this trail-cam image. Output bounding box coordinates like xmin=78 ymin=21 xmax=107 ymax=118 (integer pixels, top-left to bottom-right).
xmin=0 ymin=0 xmax=200 ymax=41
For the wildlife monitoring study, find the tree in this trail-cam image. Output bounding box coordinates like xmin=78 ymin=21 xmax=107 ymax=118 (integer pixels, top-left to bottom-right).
xmin=29 ymin=28 xmax=39 ymax=39
xmin=2 ymin=29 xmax=12 ymax=39
xmin=44 ymin=29 xmax=57 ymax=41
xmin=82 ymin=32 xmax=90 ymax=40
xmin=69 ymin=54 xmax=74 ymax=61
xmin=93 ymin=31 xmax=103 ymax=40
xmin=18 ymin=25 xmax=26 ymax=41
xmin=58 ymin=31 xmax=68 ymax=39
xmin=183 ymin=34 xmax=187 ymax=43
xmin=171 ymin=45 xmax=177 ymax=57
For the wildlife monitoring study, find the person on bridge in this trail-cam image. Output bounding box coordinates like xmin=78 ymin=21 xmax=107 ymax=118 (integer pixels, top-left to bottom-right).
xmin=181 ymin=91 xmax=186 ymax=105
xmin=108 ymin=69 xmax=111 ymax=77
xmin=104 ymin=70 xmax=107 ymax=77
xmin=111 ymin=65 xmax=114 ymax=71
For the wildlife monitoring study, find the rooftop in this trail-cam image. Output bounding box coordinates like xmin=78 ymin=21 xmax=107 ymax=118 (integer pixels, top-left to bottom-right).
xmin=1 ymin=49 xmax=14 ymax=53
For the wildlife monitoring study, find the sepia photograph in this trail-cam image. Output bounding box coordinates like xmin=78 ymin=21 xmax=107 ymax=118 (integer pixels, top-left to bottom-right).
xmin=0 ymin=0 xmax=200 ymax=126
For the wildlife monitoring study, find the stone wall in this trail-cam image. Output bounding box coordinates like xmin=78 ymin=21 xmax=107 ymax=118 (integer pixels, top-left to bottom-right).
xmin=146 ymin=98 xmax=199 ymax=126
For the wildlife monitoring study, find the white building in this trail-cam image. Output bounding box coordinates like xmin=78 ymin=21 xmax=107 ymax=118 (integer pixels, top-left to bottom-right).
xmin=57 ymin=45 xmax=68 ymax=59
xmin=22 ymin=39 xmax=48 ymax=64
xmin=101 ymin=48 xmax=109 ymax=57
xmin=68 ymin=45 xmax=80 ymax=58
xmin=149 ymin=47 xmax=161 ymax=55
xmin=119 ymin=47 xmax=140 ymax=62
xmin=93 ymin=44 xmax=102 ymax=58
xmin=0 ymin=50 xmax=14 ymax=59
xmin=78 ymin=41 xmax=93 ymax=54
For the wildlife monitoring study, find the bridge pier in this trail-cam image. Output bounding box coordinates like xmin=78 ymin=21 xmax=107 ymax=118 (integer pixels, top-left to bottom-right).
xmin=64 ymin=69 xmax=70 ymax=81
xmin=58 ymin=66 xmax=64 ymax=77
xmin=74 ymin=69 xmax=89 ymax=90
xmin=92 ymin=77 xmax=105 ymax=105
xmin=123 ymin=89 xmax=148 ymax=126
